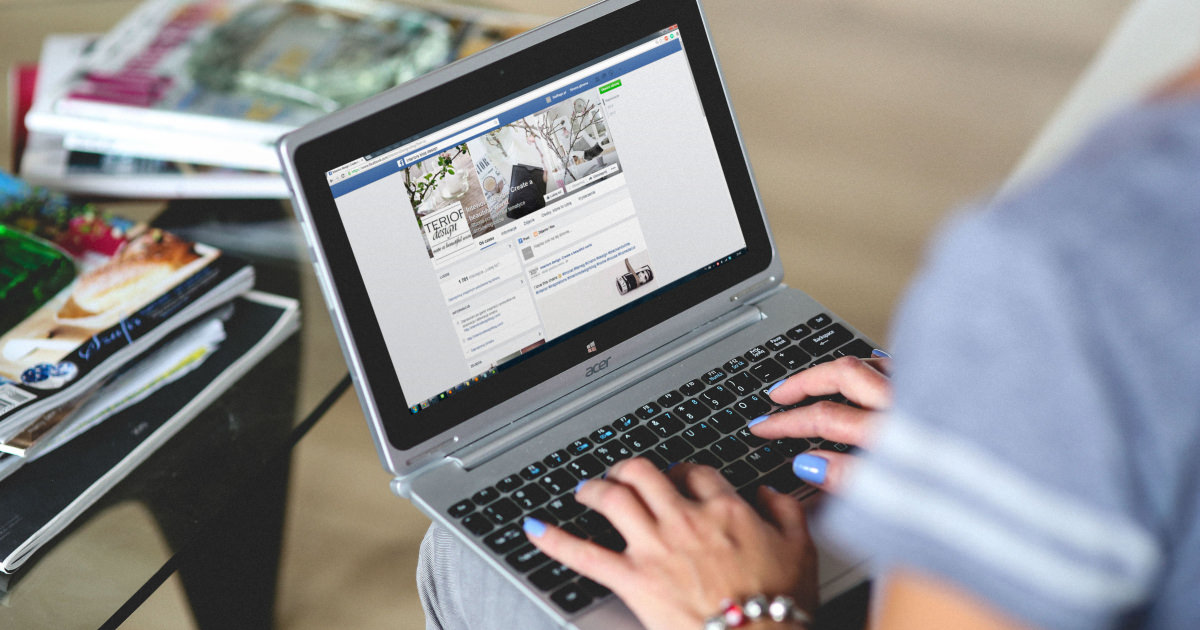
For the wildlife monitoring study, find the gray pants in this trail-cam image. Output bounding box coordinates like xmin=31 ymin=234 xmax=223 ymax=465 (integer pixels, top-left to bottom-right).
xmin=417 ymin=523 xmax=563 ymax=630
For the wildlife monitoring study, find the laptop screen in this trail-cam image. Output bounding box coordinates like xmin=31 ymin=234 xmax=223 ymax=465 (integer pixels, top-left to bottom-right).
xmin=324 ymin=26 xmax=747 ymax=414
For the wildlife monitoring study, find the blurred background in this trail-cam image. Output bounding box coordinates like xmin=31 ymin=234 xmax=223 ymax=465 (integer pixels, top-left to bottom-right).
xmin=0 ymin=0 xmax=1129 ymax=627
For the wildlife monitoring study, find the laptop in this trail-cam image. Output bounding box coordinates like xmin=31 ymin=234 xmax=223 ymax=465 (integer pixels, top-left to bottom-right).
xmin=278 ymin=0 xmax=875 ymax=626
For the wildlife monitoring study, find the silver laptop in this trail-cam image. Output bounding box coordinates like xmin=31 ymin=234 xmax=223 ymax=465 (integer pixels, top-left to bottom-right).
xmin=278 ymin=0 xmax=874 ymax=626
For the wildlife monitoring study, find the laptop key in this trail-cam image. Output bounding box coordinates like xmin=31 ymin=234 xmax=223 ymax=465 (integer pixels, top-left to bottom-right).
xmin=657 ymin=390 xmax=683 ymax=408
xmin=635 ymin=402 xmax=661 ymax=420
xmin=700 ymin=385 xmax=736 ymax=410
xmin=807 ymin=313 xmax=833 ymax=329
xmin=726 ymin=371 xmax=759 ymax=396
xmin=594 ymin=443 xmax=634 ymax=466
xmin=620 ymin=426 xmax=658 ymax=451
xmin=567 ymin=438 xmax=594 ymax=456
xmin=561 ymin=522 xmax=587 ymax=539
xmin=735 ymin=426 xmax=767 ymax=448
xmin=654 ymin=435 xmax=692 ymax=462
xmin=674 ymin=398 xmax=707 ymax=423
xmin=530 ymin=562 xmax=577 ymax=591
xmin=711 ymin=435 xmax=750 ymax=462
xmin=471 ymin=487 xmax=499 ymax=505
xmin=720 ymin=460 xmax=757 ymax=487
xmin=800 ymin=323 xmax=853 ymax=356
xmin=680 ymin=378 xmax=705 ymax=396
xmin=682 ymin=421 xmax=720 ymax=448
xmin=483 ymin=498 xmax=522 ymax=525
xmin=746 ymin=444 xmax=785 ymax=472
xmin=686 ymin=449 xmax=723 ymax=469
xmin=506 ymin=544 xmax=553 ymax=573
xmin=763 ymin=463 xmax=809 ymax=495
xmin=591 ymin=425 xmax=618 ymax=444
xmin=543 ymin=450 xmax=570 ymax=468
xmin=496 ymin=474 xmax=523 ymax=493
xmin=593 ymin=528 xmax=627 ymax=552
xmin=709 ymin=409 xmax=743 ymax=434
xmin=613 ymin=414 xmax=639 ymax=431
xmin=520 ymin=462 xmax=548 ymax=481
xmin=809 ymin=355 xmax=834 ymax=367
xmin=774 ymin=438 xmax=812 ymax=456
xmin=576 ymin=510 xmax=612 ymax=537
xmin=461 ymin=513 xmax=493 ymax=536
xmin=732 ymin=394 xmax=771 ymax=419
xmin=513 ymin=485 xmax=552 ymax=511
xmin=775 ymin=345 xmax=811 ymax=371
xmin=447 ymin=499 xmax=474 ymax=518
xmin=749 ymin=358 xmax=786 ymax=383
xmin=547 ymin=495 xmax=586 ymax=521
xmin=723 ymin=356 xmax=749 ymax=373
xmin=539 ymin=469 xmax=577 ymax=495
xmin=765 ymin=335 xmax=790 ymax=351
xmin=647 ymin=413 xmax=684 ymax=438
xmin=568 ymin=453 xmax=605 ymax=479
xmin=527 ymin=508 xmax=557 ymax=526
xmin=785 ymin=323 xmax=812 ymax=340
xmin=833 ymin=338 xmax=875 ymax=359
xmin=745 ymin=345 xmax=771 ymax=362
xmin=578 ymin=577 xmax=612 ymax=599
xmin=702 ymin=368 xmax=726 ymax=385
xmin=484 ymin=523 xmax=526 ymax=554
xmin=550 ymin=582 xmax=592 ymax=612
xmin=641 ymin=450 xmax=670 ymax=469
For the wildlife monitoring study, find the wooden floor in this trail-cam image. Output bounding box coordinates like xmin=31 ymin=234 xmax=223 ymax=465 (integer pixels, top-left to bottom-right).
xmin=0 ymin=0 xmax=1130 ymax=628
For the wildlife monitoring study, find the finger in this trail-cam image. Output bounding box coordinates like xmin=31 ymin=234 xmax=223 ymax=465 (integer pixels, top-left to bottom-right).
xmin=791 ymin=450 xmax=857 ymax=493
xmin=668 ymin=462 xmax=737 ymax=502
xmin=766 ymin=356 xmax=892 ymax=409
xmin=524 ymin=517 xmax=629 ymax=586
xmin=574 ymin=474 xmax=659 ymax=543
xmin=750 ymin=402 xmax=877 ymax=447
xmin=755 ymin=485 xmax=809 ymax=539
xmin=603 ymin=457 xmax=692 ymax=522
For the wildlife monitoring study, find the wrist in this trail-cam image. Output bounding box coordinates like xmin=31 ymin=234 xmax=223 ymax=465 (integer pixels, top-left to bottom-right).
xmin=702 ymin=594 xmax=811 ymax=630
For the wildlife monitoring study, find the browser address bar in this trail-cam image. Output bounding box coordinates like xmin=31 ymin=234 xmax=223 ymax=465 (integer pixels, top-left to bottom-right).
xmin=401 ymin=118 xmax=500 ymax=166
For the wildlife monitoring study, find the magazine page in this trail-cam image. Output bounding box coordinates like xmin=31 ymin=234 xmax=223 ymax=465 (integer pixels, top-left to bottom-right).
xmin=24 ymin=0 xmax=545 ymax=171
xmin=0 ymin=291 xmax=299 ymax=575
xmin=0 ymin=171 xmax=254 ymax=439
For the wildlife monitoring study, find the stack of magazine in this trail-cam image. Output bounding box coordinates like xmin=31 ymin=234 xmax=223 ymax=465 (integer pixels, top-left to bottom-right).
xmin=13 ymin=0 xmax=544 ymax=198
xmin=0 ymin=170 xmax=300 ymax=578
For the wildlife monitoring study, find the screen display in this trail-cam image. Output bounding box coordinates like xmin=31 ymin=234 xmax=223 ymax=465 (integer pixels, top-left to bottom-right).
xmin=324 ymin=26 xmax=747 ymax=415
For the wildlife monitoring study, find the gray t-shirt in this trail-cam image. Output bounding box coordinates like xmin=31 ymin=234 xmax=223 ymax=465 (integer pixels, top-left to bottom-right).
xmin=821 ymin=95 xmax=1200 ymax=629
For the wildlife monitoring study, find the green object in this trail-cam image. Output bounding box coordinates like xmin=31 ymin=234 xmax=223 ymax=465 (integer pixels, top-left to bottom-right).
xmin=0 ymin=225 xmax=77 ymax=334
xmin=598 ymin=79 xmax=622 ymax=94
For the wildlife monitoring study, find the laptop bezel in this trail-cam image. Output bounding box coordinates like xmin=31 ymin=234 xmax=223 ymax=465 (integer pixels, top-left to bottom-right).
xmin=278 ymin=0 xmax=783 ymax=475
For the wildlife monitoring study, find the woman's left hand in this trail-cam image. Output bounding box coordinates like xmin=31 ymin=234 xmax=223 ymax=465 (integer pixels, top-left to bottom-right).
xmin=525 ymin=457 xmax=817 ymax=630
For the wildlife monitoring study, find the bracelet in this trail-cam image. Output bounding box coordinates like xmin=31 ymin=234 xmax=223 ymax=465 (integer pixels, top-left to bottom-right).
xmin=702 ymin=594 xmax=811 ymax=630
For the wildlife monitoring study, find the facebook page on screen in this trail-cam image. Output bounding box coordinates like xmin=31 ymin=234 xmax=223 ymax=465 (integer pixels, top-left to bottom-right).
xmin=327 ymin=27 xmax=747 ymax=410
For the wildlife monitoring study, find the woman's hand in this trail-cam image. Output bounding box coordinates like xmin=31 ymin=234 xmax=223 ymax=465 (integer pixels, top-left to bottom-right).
xmin=526 ymin=457 xmax=817 ymax=630
xmin=750 ymin=355 xmax=892 ymax=491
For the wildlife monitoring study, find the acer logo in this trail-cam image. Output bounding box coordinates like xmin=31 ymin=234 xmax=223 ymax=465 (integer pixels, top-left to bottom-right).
xmin=585 ymin=357 xmax=611 ymax=378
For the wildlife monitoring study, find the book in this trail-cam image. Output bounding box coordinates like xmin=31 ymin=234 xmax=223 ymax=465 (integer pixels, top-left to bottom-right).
xmin=16 ymin=35 xmax=289 ymax=199
xmin=0 ymin=171 xmax=255 ymax=443
xmin=0 ymin=290 xmax=300 ymax=574
xmin=23 ymin=0 xmax=544 ymax=172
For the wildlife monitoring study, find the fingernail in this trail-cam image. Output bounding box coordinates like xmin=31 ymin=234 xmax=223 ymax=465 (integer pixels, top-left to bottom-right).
xmin=871 ymin=348 xmax=891 ymax=358
xmin=747 ymin=414 xmax=770 ymax=428
xmin=665 ymin=461 xmax=679 ymax=471
xmin=523 ymin=517 xmax=547 ymax=538
xmin=575 ymin=479 xmax=588 ymax=494
xmin=766 ymin=379 xmax=787 ymax=396
xmin=793 ymin=453 xmax=828 ymax=484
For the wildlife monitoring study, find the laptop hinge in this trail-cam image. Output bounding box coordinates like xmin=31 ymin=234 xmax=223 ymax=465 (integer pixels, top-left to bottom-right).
xmin=450 ymin=302 xmax=767 ymax=471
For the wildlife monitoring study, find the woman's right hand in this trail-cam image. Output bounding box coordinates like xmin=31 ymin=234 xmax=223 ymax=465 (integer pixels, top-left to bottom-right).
xmin=749 ymin=355 xmax=892 ymax=492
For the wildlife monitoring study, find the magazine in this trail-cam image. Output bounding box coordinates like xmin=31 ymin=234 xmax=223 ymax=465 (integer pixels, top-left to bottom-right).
xmin=23 ymin=0 xmax=544 ymax=172
xmin=16 ymin=35 xmax=288 ymax=198
xmin=0 ymin=171 xmax=255 ymax=442
xmin=0 ymin=291 xmax=300 ymax=575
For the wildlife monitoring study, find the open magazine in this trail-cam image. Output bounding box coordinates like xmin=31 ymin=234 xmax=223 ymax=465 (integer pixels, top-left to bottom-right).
xmin=23 ymin=0 xmax=546 ymax=172
xmin=0 ymin=291 xmax=299 ymax=576
xmin=0 ymin=172 xmax=254 ymax=447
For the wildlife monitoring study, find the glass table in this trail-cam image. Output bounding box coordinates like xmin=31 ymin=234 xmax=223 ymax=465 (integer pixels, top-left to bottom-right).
xmin=0 ymin=199 xmax=350 ymax=629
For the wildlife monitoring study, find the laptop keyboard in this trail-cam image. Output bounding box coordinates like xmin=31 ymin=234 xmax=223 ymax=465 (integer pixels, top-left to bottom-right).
xmin=443 ymin=313 xmax=877 ymax=615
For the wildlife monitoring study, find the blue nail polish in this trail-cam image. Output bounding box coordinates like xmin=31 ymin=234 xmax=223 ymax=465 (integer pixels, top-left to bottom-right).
xmin=766 ymin=379 xmax=787 ymax=396
xmin=666 ymin=461 xmax=679 ymax=471
xmin=523 ymin=517 xmax=547 ymax=538
xmin=747 ymin=414 xmax=770 ymax=428
xmin=871 ymin=348 xmax=891 ymax=359
xmin=793 ymin=453 xmax=828 ymax=484
xmin=575 ymin=479 xmax=588 ymax=494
